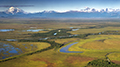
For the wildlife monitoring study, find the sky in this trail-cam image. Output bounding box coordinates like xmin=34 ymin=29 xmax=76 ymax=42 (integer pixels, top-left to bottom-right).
xmin=0 ymin=0 xmax=120 ymax=13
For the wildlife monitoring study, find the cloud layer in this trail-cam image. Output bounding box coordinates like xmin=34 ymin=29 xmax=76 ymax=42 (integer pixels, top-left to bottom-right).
xmin=0 ymin=5 xmax=34 ymax=7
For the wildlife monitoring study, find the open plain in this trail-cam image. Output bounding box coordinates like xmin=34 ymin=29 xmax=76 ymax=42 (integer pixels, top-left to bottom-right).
xmin=0 ymin=19 xmax=120 ymax=67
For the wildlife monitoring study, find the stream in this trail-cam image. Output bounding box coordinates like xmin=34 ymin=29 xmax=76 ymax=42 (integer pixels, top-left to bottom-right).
xmin=60 ymin=42 xmax=83 ymax=53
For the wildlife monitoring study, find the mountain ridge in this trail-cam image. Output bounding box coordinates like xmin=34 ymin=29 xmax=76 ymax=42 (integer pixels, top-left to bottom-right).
xmin=1 ymin=7 xmax=120 ymax=18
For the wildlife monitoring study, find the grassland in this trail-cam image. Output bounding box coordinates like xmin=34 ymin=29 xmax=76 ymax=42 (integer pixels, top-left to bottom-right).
xmin=9 ymin=42 xmax=50 ymax=53
xmin=48 ymin=38 xmax=80 ymax=44
xmin=68 ymin=27 xmax=120 ymax=34
xmin=1 ymin=19 xmax=120 ymax=67
xmin=0 ymin=41 xmax=50 ymax=60
xmin=69 ymin=35 xmax=120 ymax=62
xmin=1 ymin=19 xmax=120 ymax=39
xmin=0 ymin=49 xmax=95 ymax=67
xmin=1 ymin=35 xmax=120 ymax=67
xmin=108 ymin=53 xmax=120 ymax=64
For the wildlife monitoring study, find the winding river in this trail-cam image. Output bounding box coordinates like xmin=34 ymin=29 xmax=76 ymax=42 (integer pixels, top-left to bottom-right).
xmin=60 ymin=42 xmax=83 ymax=53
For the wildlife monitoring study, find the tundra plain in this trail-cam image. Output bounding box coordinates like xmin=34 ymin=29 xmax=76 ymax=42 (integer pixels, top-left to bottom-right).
xmin=0 ymin=19 xmax=120 ymax=67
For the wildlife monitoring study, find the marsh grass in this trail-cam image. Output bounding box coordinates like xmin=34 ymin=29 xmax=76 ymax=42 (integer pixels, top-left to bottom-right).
xmin=68 ymin=27 xmax=120 ymax=34
xmin=9 ymin=42 xmax=50 ymax=53
xmin=69 ymin=35 xmax=120 ymax=59
xmin=1 ymin=19 xmax=120 ymax=67
xmin=49 ymin=38 xmax=80 ymax=44
xmin=108 ymin=53 xmax=120 ymax=61
xmin=0 ymin=49 xmax=96 ymax=67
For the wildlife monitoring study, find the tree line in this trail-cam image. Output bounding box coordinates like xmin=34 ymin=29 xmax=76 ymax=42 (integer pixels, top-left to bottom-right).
xmin=85 ymin=59 xmax=120 ymax=67
xmin=30 ymin=29 xmax=71 ymax=38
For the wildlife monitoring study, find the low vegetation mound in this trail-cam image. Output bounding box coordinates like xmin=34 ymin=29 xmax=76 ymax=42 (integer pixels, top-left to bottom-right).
xmin=86 ymin=59 xmax=120 ymax=67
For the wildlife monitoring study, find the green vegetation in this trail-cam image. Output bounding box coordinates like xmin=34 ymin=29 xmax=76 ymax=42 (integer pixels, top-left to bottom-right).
xmin=69 ymin=35 xmax=120 ymax=57
xmin=1 ymin=19 xmax=120 ymax=67
xmin=31 ymin=29 xmax=71 ymax=37
xmin=86 ymin=59 xmax=120 ymax=67
xmin=10 ymin=42 xmax=50 ymax=53
xmin=0 ymin=41 xmax=50 ymax=60
xmin=0 ymin=40 xmax=63 ymax=63
xmin=49 ymin=38 xmax=80 ymax=44
xmin=108 ymin=52 xmax=120 ymax=63
xmin=18 ymin=40 xmax=63 ymax=49
xmin=68 ymin=27 xmax=120 ymax=34
xmin=0 ymin=49 xmax=95 ymax=67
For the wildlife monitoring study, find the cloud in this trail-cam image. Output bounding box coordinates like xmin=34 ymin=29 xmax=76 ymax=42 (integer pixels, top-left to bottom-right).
xmin=0 ymin=5 xmax=34 ymax=7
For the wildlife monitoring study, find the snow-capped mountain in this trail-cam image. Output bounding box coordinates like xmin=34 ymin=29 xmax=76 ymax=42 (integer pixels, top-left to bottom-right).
xmin=1 ymin=7 xmax=120 ymax=18
xmin=99 ymin=8 xmax=120 ymax=13
xmin=5 ymin=7 xmax=25 ymax=14
xmin=77 ymin=7 xmax=120 ymax=13
xmin=80 ymin=7 xmax=98 ymax=12
xmin=42 ymin=10 xmax=57 ymax=13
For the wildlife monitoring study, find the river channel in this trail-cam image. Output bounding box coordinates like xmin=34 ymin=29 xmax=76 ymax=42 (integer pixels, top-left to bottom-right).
xmin=60 ymin=42 xmax=83 ymax=53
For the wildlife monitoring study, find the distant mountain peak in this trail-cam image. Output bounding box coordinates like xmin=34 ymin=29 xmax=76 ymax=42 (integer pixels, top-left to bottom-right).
xmin=85 ymin=7 xmax=90 ymax=10
xmin=42 ymin=10 xmax=57 ymax=13
xmin=9 ymin=7 xmax=15 ymax=10
xmin=6 ymin=7 xmax=25 ymax=14
xmin=1 ymin=7 xmax=120 ymax=18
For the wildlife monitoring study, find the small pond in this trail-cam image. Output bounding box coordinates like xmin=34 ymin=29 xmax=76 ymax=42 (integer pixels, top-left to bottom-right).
xmin=0 ymin=29 xmax=14 ymax=32
xmin=0 ymin=42 xmax=22 ymax=59
xmin=72 ymin=29 xmax=79 ymax=31
xmin=6 ymin=39 xmax=17 ymax=41
xmin=22 ymin=29 xmax=44 ymax=32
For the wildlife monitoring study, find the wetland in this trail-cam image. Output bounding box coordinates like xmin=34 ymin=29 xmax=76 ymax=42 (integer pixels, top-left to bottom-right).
xmin=0 ymin=19 xmax=120 ymax=67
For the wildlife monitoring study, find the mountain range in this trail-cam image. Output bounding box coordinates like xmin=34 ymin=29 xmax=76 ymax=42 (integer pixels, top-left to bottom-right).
xmin=1 ymin=7 xmax=120 ymax=18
